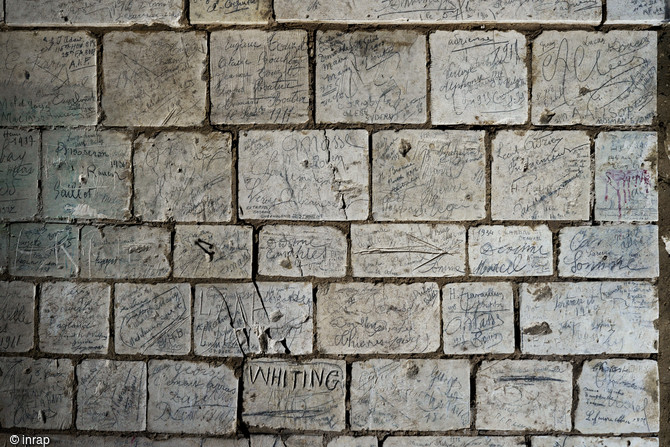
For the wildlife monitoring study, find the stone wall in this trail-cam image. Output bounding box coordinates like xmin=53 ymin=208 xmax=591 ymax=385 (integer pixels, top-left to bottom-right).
xmin=0 ymin=1 xmax=668 ymax=446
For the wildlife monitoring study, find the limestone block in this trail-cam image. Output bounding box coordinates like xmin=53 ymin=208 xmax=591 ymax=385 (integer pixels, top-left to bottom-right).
xmin=351 ymin=359 xmax=470 ymax=431
xmin=190 ymin=0 xmax=271 ymax=23
xmin=576 ymin=360 xmax=659 ymax=433
xmin=533 ymin=437 xmax=658 ymax=447
xmin=492 ymin=131 xmax=591 ymax=220
xmin=558 ymin=225 xmax=659 ymax=278
xmin=384 ymin=437 xmax=525 ymax=447
xmin=0 ymin=224 xmax=7 ymax=273
xmin=328 ymin=436 xmax=377 ymax=447
xmin=115 ymin=283 xmax=191 ymax=355
xmin=40 ymin=282 xmax=110 ymax=354
xmin=0 ymin=129 xmax=39 ymax=220
xmin=251 ymin=436 xmax=324 ymax=447
xmin=134 ymin=131 xmax=232 ymax=222
xmin=10 ymin=224 xmax=78 ymax=278
xmin=317 ymin=282 xmax=440 ymax=354
xmin=242 ymin=359 xmax=345 ymax=431
xmin=372 ymin=130 xmax=485 ymax=221
xmin=443 ymin=282 xmax=515 ymax=354
xmin=521 ymin=282 xmax=658 ymax=354
xmin=238 ymin=130 xmax=369 ymax=220
xmin=316 ymin=31 xmax=426 ymax=123
xmin=476 ymin=360 xmax=572 ymax=431
xmin=194 ymin=282 xmax=312 ymax=356
xmin=431 ymin=31 xmax=528 ymax=124
xmin=211 ymin=30 xmax=309 ymax=124
xmin=351 ymin=224 xmax=465 ymax=277
xmin=606 ymin=0 xmax=667 ymax=23
xmin=0 ymin=281 xmax=34 ymax=353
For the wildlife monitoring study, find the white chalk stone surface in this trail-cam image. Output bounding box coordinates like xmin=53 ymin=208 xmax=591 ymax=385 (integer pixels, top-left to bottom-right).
xmin=0 ymin=129 xmax=39 ymax=220
xmin=0 ymin=281 xmax=34 ymax=353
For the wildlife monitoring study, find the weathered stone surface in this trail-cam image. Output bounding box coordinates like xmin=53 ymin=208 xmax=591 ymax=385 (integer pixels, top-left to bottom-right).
xmin=251 ymin=435 xmax=324 ymax=447
xmin=476 ymin=360 xmax=572 ymax=431
xmin=351 ymin=359 xmax=470 ymax=431
xmin=443 ymin=282 xmax=514 ymax=354
xmin=6 ymin=0 xmax=182 ymax=25
xmin=115 ymin=283 xmax=190 ymax=355
xmin=40 ymin=282 xmax=110 ymax=354
xmin=148 ymin=360 xmax=238 ymax=434
xmin=317 ymin=282 xmax=440 ymax=354
xmin=606 ymin=0 xmax=667 ymax=23
xmin=238 ymin=130 xmax=369 ymax=220
xmin=558 ymin=225 xmax=659 ymax=278
xmin=431 ymin=31 xmax=527 ymax=125
xmin=316 ymin=31 xmax=426 ymax=123
xmin=194 ymin=282 xmax=312 ymax=356
xmin=532 ymin=31 xmax=656 ymax=126
xmin=174 ymin=225 xmax=252 ymax=279
xmin=43 ymin=128 xmax=132 ymax=219
xmin=0 ymin=357 xmax=73 ymax=429
xmin=190 ymin=0 xmax=271 ymax=23
xmin=275 ymin=0 xmax=601 ymax=23
xmin=469 ymin=225 xmax=553 ymax=276
xmin=492 ymin=131 xmax=591 ymax=220
xmin=0 ymin=224 xmax=7 ymax=273
xmin=81 ymin=225 xmax=171 ymax=279
xmin=259 ymin=225 xmax=346 ymax=277
xmin=0 ymin=129 xmax=39 ymax=220
xmin=134 ymin=131 xmax=232 ymax=222
xmin=243 ymin=359 xmax=346 ymax=431
xmin=384 ymin=437 xmax=525 ymax=447
xmin=28 ymin=436 xmax=208 ymax=447
xmin=103 ymin=31 xmax=207 ymax=127
xmin=576 ymin=359 xmax=659 ymax=433
xmin=10 ymin=224 xmax=78 ymax=277
xmin=595 ymin=132 xmax=658 ymax=222
xmin=0 ymin=31 xmax=97 ymax=126
xmin=533 ymin=437 xmax=658 ymax=447
xmin=521 ymin=282 xmax=658 ymax=355
xmin=328 ymin=436 xmax=377 ymax=447
xmin=0 ymin=281 xmax=34 ymax=353
xmin=207 ymin=440 xmax=250 ymax=447
xmin=351 ymin=224 xmax=465 ymax=277
xmin=77 ymin=360 xmax=147 ymax=431
xmin=372 ymin=130 xmax=485 ymax=221
xmin=211 ymin=30 xmax=309 ymax=124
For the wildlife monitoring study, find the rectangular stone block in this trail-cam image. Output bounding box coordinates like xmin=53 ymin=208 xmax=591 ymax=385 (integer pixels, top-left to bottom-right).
xmin=317 ymin=282 xmax=440 ymax=354
xmin=317 ymin=31 xmax=426 ymax=123
xmin=103 ymin=31 xmax=207 ymax=126
xmin=174 ymin=225 xmax=252 ymax=279
xmin=134 ymin=131 xmax=232 ymax=222
xmin=351 ymin=359 xmax=470 ymax=431
xmin=352 ymin=224 xmax=465 ymax=277
xmin=0 ymin=357 xmax=73 ymax=429
xmin=0 ymin=31 xmax=97 ymax=126
xmin=521 ymin=282 xmax=658 ymax=355
xmin=533 ymin=437 xmax=658 ymax=447
xmin=24 ymin=436 xmax=208 ymax=447
xmin=243 ymin=359 xmax=345 ymax=431
xmin=81 ymin=225 xmax=170 ymax=279
xmin=239 ymin=130 xmax=369 ymax=220
xmin=443 ymin=282 xmax=514 ymax=354
xmin=6 ymin=0 xmax=182 ymax=25
xmin=40 ymin=281 xmax=110 ymax=354
xmin=190 ymin=0 xmax=271 ymax=23
xmin=77 ymin=360 xmax=147 ymax=431
xmin=148 ymin=360 xmax=238 ymax=434
xmin=372 ymin=130 xmax=485 ymax=221
xmin=595 ymin=132 xmax=658 ymax=222
xmin=0 ymin=129 xmax=39 ymax=220
xmin=469 ymin=225 xmax=553 ymax=276
xmin=431 ymin=31 xmax=528 ymax=125
xmin=384 ymin=437 xmax=525 ymax=447
xmin=276 ymin=0 xmax=601 ymax=23
xmin=10 ymin=224 xmax=78 ymax=278
xmin=576 ymin=360 xmax=659 ymax=433
xmin=259 ymin=225 xmax=347 ymax=277
xmin=252 ymin=435 xmax=323 ymax=447
xmin=476 ymin=360 xmax=572 ymax=431
xmin=211 ymin=30 xmax=309 ymax=124
xmin=532 ymin=31 xmax=656 ymax=125
xmin=492 ymin=131 xmax=591 ymax=220
xmin=328 ymin=436 xmax=377 ymax=447
xmin=559 ymin=225 xmax=659 ymax=278
xmin=115 ymin=283 xmax=191 ymax=355
xmin=43 ymin=128 xmax=132 ymax=220
xmin=606 ymin=0 xmax=667 ymax=23
xmin=0 ymin=281 xmax=34 ymax=352
xmin=194 ymin=282 xmax=312 ymax=356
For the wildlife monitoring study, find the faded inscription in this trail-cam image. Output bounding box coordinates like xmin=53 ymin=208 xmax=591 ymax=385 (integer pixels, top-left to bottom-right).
xmin=0 ymin=281 xmax=35 ymax=352
xmin=0 ymin=129 xmax=39 ymax=219
xmin=10 ymin=224 xmax=78 ymax=278
xmin=384 ymin=437 xmax=525 ymax=447
xmin=191 ymin=0 xmax=271 ymax=23
xmin=607 ymin=0 xmax=667 ymax=23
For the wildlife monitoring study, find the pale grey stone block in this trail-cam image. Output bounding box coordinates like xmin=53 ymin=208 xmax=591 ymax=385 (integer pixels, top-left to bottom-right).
xmin=532 ymin=437 xmax=658 ymax=447
xmin=384 ymin=437 xmax=525 ymax=447
xmin=0 ymin=129 xmax=39 ymax=220
xmin=10 ymin=224 xmax=78 ymax=278
xmin=0 ymin=281 xmax=34 ymax=353
xmin=190 ymin=0 xmax=271 ymax=23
